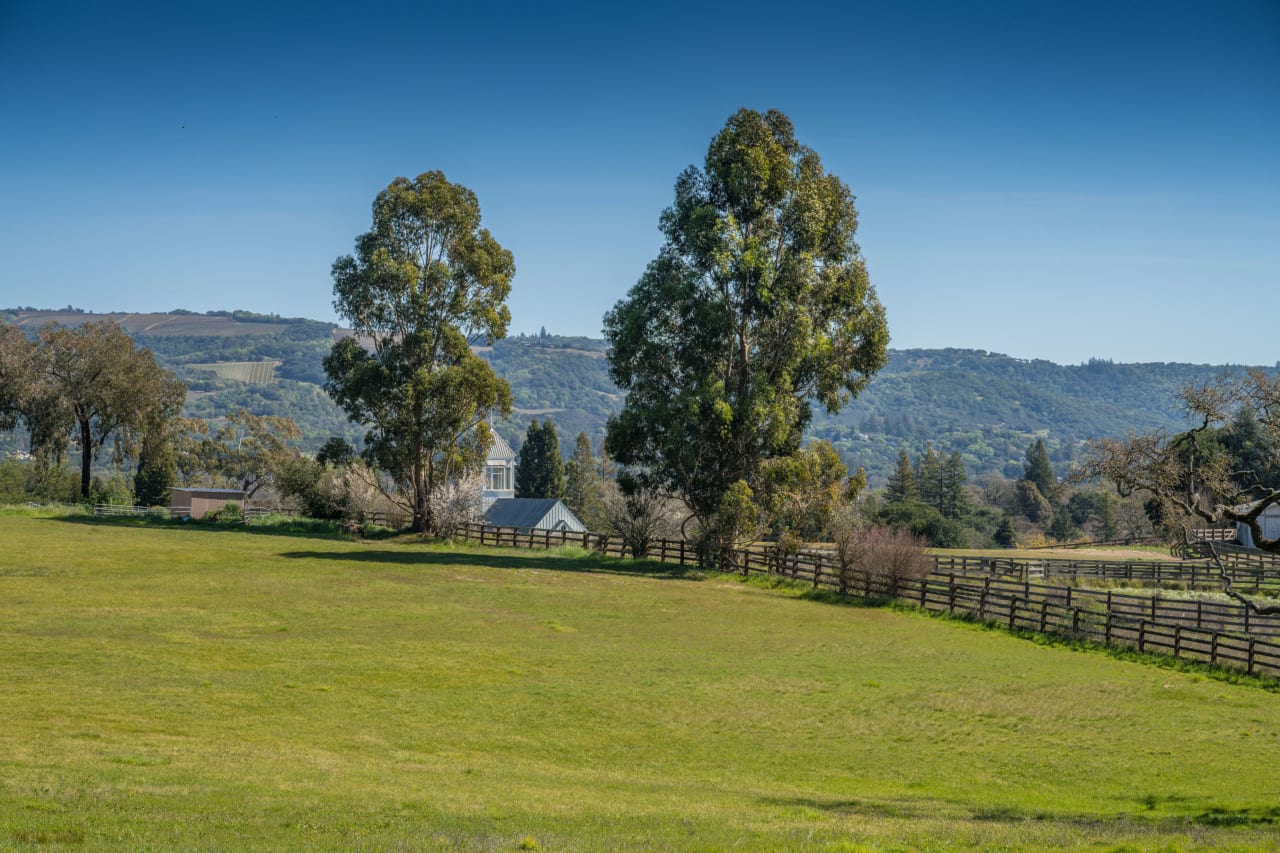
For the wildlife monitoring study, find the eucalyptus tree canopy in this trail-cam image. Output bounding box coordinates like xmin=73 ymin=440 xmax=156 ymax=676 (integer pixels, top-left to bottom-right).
xmin=324 ymin=172 xmax=514 ymax=534
xmin=604 ymin=108 xmax=888 ymax=560
xmin=0 ymin=320 xmax=185 ymax=499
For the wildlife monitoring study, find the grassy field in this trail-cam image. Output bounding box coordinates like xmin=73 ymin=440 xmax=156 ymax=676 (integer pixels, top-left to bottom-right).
xmin=2 ymin=514 xmax=1278 ymax=851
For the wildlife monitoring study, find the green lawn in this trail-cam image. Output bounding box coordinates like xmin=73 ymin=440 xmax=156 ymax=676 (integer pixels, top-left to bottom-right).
xmin=2 ymin=514 xmax=1278 ymax=851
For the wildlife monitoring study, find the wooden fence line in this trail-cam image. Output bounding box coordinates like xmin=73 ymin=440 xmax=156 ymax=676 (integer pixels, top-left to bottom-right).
xmin=931 ymin=553 xmax=1280 ymax=595
xmin=455 ymin=523 xmax=1280 ymax=678
xmin=1027 ymin=535 xmax=1164 ymax=550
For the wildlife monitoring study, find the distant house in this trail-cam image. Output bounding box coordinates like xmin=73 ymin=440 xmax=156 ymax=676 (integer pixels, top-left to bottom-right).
xmin=483 ymin=498 xmax=587 ymax=533
xmin=1236 ymin=502 xmax=1280 ymax=550
xmin=170 ymin=487 xmax=247 ymax=519
xmin=482 ymin=434 xmax=517 ymax=508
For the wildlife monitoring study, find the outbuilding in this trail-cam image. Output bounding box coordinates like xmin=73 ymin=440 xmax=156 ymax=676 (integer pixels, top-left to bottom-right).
xmin=483 ymin=498 xmax=587 ymax=533
xmin=170 ymin=487 xmax=247 ymax=520
xmin=1236 ymin=501 xmax=1280 ymax=550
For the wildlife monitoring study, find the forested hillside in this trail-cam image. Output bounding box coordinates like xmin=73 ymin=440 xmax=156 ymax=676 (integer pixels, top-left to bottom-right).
xmin=3 ymin=308 xmax=1271 ymax=486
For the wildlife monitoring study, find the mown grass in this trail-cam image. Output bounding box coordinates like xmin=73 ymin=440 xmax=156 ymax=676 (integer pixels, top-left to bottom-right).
xmin=2 ymin=514 xmax=1279 ymax=851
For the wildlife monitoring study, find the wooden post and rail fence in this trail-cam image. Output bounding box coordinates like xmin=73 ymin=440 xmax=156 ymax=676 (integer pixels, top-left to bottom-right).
xmin=453 ymin=522 xmax=1280 ymax=678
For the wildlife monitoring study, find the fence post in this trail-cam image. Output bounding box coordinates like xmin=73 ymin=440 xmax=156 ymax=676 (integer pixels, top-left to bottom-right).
xmin=1008 ymin=597 xmax=1018 ymax=630
xmin=1105 ymin=611 xmax=1113 ymax=645
xmin=1248 ymin=638 xmax=1257 ymax=674
xmin=1173 ymin=624 xmax=1182 ymax=658
xmin=1138 ymin=620 xmax=1146 ymax=653
xmin=1071 ymin=608 xmax=1080 ymax=635
xmin=1211 ymin=632 xmax=1219 ymax=666
xmin=1039 ymin=600 xmax=1048 ymax=632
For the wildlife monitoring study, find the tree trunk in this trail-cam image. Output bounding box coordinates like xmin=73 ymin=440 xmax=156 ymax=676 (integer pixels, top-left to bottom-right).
xmin=79 ymin=418 xmax=93 ymax=500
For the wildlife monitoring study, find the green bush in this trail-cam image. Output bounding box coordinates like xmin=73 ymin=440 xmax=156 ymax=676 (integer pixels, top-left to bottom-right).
xmin=874 ymin=501 xmax=966 ymax=548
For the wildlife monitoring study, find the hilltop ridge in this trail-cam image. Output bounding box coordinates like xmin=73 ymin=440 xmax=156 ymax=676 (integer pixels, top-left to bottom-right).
xmin=3 ymin=307 xmax=1272 ymax=485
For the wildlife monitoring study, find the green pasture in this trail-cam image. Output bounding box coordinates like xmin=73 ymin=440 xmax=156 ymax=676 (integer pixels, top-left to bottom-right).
xmin=1 ymin=514 xmax=1278 ymax=851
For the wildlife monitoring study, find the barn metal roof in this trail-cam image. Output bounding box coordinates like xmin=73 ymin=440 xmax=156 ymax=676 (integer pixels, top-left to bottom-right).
xmin=483 ymin=498 xmax=577 ymax=529
xmin=487 ymin=433 xmax=516 ymax=461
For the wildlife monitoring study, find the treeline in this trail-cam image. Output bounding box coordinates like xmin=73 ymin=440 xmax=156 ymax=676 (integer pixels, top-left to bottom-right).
xmin=9 ymin=308 xmax=1275 ymax=494
xmin=863 ymin=438 xmax=1154 ymax=549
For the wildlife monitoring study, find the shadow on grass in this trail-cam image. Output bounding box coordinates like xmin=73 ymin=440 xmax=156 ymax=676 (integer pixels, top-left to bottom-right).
xmin=758 ymin=795 xmax=923 ymax=820
xmin=766 ymin=793 xmax=1279 ymax=830
xmin=43 ymin=513 xmax=350 ymax=541
xmin=278 ymin=547 xmax=703 ymax=580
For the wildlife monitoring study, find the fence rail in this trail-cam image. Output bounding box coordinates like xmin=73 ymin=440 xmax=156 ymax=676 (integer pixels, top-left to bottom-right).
xmin=455 ymin=524 xmax=1280 ymax=677
xmin=92 ymin=504 xmax=170 ymax=518
xmin=930 ymin=553 xmax=1280 ymax=595
xmin=1026 ymin=535 xmax=1164 ymax=550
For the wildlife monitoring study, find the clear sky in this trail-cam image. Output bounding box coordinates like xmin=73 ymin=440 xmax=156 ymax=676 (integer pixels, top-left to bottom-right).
xmin=2 ymin=0 xmax=1276 ymax=365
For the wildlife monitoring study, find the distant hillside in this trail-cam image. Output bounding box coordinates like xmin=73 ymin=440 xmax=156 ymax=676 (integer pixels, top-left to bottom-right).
xmin=4 ymin=308 xmax=1272 ymax=485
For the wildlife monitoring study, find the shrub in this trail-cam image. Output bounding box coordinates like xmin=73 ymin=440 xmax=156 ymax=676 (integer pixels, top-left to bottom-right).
xmin=829 ymin=522 xmax=931 ymax=594
xmin=208 ymin=501 xmax=243 ymax=523
xmin=874 ymin=501 xmax=966 ymax=548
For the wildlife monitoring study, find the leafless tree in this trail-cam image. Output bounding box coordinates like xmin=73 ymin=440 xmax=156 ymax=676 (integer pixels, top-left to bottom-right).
xmin=1083 ymin=370 xmax=1280 ymax=554
xmin=601 ymin=478 xmax=678 ymax=558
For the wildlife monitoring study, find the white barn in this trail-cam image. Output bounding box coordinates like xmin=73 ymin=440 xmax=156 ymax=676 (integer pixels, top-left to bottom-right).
xmin=483 ymin=498 xmax=587 ymax=533
xmin=1236 ymin=502 xmax=1280 ymax=550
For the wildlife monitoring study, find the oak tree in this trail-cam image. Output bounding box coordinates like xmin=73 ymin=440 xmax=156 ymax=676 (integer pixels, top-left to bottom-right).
xmin=1085 ymin=369 xmax=1280 ymax=553
xmin=0 ymin=320 xmax=185 ymax=499
xmin=176 ymin=410 xmax=304 ymax=500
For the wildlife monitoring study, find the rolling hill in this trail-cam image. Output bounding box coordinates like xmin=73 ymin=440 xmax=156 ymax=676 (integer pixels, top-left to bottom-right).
xmin=3 ymin=307 xmax=1273 ymax=485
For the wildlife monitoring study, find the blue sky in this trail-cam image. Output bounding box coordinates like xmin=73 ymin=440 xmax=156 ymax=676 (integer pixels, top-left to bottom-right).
xmin=2 ymin=0 xmax=1276 ymax=365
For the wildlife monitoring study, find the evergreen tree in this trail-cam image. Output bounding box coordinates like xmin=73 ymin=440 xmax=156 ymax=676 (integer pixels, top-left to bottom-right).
xmin=1023 ymin=439 xmax=1056 ymax=502
xmin=564 ymin=431 xmax=605 ymax=529
xmin=884 ymin=448 xmax=919 ymax=504
xmin=1015 ymin=478 xmax=1052 ymax=522
xmin=915 ymin=443 xmax=945 ymax=513
xmin=515 ymin=419 xmax=564 ymax=499
xmin=993 ymin=515 xmax=1017 ymax=548
xmin=940 ymin=451 xmax=970 ymax=520
xmin=134 ymin=430 xmax=177 ymax=507
xmin=1047 ymin=509 xmax=1078 ymax=542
